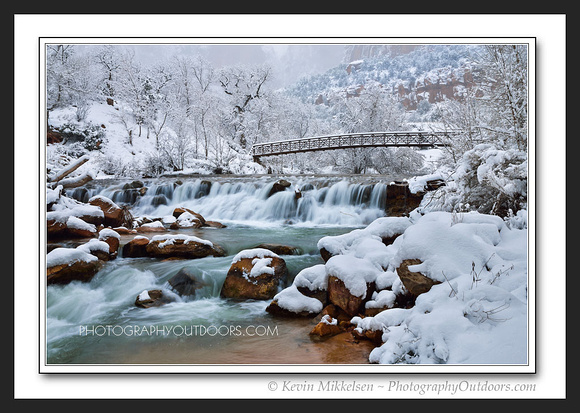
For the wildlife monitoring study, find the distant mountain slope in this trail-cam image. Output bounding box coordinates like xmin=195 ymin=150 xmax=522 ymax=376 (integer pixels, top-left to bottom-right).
xmin=288 ymin=44 xmax=483 ymax=111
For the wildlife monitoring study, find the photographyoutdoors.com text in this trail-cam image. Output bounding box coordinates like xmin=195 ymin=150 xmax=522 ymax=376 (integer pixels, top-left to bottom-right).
xmin=78 ymin=324 xmax=279 ymax=337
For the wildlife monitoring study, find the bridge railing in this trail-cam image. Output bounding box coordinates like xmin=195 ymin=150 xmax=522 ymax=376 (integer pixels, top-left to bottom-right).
xmin=251 ymin=130 xmax=460 ymax=159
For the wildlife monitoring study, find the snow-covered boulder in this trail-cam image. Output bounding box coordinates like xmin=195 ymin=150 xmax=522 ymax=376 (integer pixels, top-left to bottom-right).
xmin=221 ymin=248 xmax=288 ymax=300
xmin=47 ymin=215 xmax=98 ymax=240
xmin=89 ymin=195 xmax=132 ymax=228
xmin=134 ymin=289 xmax=176 ymax=308
xmin=326 ymin=255 xmax=383 ymax=316
xmin=146 ymin=234 xmax=226 ymax=259
xmin=98 ymin=228 xmax=120 ymax=258
xmin=309 ymin=314 xmax=342 ymax=338
xmin=350 ymin=211 xmax=528 ymax=365
xmin=46 ymin=246 xmax=103 ymax=285
xmin=136 ymin=220 xmax=167 ymax=233
xmin=122 ymin=236 xmax=150 ymax=258
xmin=266 ymin=284 xmax=323 ymax=317
xmin=317 ymin=216 xmax=411 ymax=262
xmin=266 ymin=264 xmax=326 ymax=317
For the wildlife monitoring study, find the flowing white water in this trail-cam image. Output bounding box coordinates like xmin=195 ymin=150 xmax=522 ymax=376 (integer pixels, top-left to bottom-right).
xmin=82 ymin=176 xmax=390 ymax=226
xmin=49 ymin=176 xmax=396 ymax=364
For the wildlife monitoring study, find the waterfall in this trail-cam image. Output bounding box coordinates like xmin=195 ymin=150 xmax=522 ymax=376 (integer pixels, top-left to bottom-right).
xmin=77 ymin=176 xmax=392 ymax=226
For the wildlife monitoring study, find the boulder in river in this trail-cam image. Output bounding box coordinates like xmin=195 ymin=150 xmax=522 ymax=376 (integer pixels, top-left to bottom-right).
xmin=267 ymin=179 xmax=291 ymax=197
xmin=122 ymin=236 xmax=150 ymax=257
xmin=221 ymin=248 xmax=288 ymax=300
xmin=89 ymin=195 xmax=133 ymax=228
xmin=47 ymin=216 xmax=98 ymax=240
xmin=145 ymin=234 xmax=226 ymax=259
xmin=168 ymin=268 xmax=207 ymax=297
xmin=46 ymin=247 xmax=104 ymax=285
xmin=134 ymin=289 xmax=175 ymax=308
xmin=254 ymin=243 xmax=302 ymax=256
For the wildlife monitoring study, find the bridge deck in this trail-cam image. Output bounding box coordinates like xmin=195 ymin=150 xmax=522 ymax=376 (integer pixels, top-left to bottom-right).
xmin=251 ymin=131 xmax=458 ymax=160
xmin=251 ymin=131 xmax=459 ymax=160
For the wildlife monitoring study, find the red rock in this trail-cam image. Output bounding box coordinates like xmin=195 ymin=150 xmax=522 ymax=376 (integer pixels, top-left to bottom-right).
xmin=327 ymin=276 xmax=375 ymax=317
xmin=89 ymin=195 xmax=132 ymax=228
xmin=145 ymin=235 xmax=226 ymax=260
xmin=122 ymin=237 xmax=150 ymax=258
xmin=396 ymin=259 xmax=440 ymax=297
xmin=310 ymin=315 xmax=342 ymax=338
xmin=47 ymin=259 xmax=103 ymax=285
xmin=134 ymin=289 xmax=175 ymax=308
xmin=221 ymin=254 xmax=288 ymax=300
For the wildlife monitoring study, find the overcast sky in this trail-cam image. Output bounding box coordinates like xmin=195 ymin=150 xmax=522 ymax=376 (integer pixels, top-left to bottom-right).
xmin=110 ymin=43 xmax=346 ymax=89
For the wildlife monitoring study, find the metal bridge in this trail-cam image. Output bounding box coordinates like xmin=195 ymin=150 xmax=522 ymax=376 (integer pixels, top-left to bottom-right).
xmin=251 ymin=130 xmax=460 ymax=161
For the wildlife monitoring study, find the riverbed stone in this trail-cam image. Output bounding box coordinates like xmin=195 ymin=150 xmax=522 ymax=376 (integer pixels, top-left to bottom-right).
xmin=145 ymin=236 xmax=226 ymax=260
xmin=89 ymin=195 xmax=132 ymax=228
xmin=134 ymin=289 xmax=175 ymax=308
xmin=254 ymin=243 xmax=302 ymax=255
xmin=309 ymin=315 xmax=342 ymax=338
xmin=267 ymin=179 xmax=291 ymax=197
xmin=47 ymin=259 xmax=104 ymax=285
xmin=168 ymin=268 xmax=206 ymax=297
xmin=221 ymin=255 xmax=288 ymax=300
xmin=122 ymin=237 xmax=150 ymax=257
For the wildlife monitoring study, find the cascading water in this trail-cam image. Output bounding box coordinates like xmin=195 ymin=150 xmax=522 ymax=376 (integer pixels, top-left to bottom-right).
xmin=80 ymin=176 xmax=391 ymax=226
xmin=50 ymin=175 xmax=397 ymax=364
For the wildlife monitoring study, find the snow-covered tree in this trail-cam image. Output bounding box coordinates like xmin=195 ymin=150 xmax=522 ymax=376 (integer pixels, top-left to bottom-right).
xmin=218 ymin=64 xmax=272 ymax=150
xmin=429 ymin=45 xmax=528 ymax=217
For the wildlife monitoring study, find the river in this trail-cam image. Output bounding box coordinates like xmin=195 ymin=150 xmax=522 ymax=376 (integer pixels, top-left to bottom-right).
xmin=46 ymin=175 xmax=402 ymax=365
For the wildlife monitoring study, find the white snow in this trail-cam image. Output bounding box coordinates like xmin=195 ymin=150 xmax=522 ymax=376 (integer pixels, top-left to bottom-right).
xmin=138 ymin=290 xmax=151 ymax=301
xmin=365 ymin=289 xmax=396 ymax=309
xmin=317 ymin=216 xmax=411 ymax=257
xmin=46 ymin=246 xmax=98 ymax=268
xmin=272 ymin=284 xmax=323 ymax=314
xmin=46 ymin=185 xmax=62 ymax=204
xmin=76 ymin=238 xmax=111 ymax=254
xmin=150 ymin=233 xmax=214 ymax=248
xmin=325 ymin=255 xmax=383 ymax=298
xmin=232 ymin=248 xmax=279 ymax=264
xmin=293 ymin=264 xmax=328 ymax=292
xmin=47 ymin=204 xmax=104 ymax=223
xmin=173 ymin=211 xmax=205 ymax=227
xmin=65 ymin=216 xmax=96 ymax=232
xmin=140 ymin=220 xmax=165 ymax=229
xmin=348 ymin=211 xmax=528 ymax=365
xmin=320 ymin=314 xmax=337 ymax=325
xmin=98 ymin=228 xmax=120 ymax=240
xmin=274 ymin=209 xmax=528 ymax=365
xmin=249 ymin=257 xmax=275 ymax=278
xmin=88 ymin=194 xmax=120 ymax=208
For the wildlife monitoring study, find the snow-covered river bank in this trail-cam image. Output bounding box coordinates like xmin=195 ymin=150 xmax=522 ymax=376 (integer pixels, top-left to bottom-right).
xmin=46 ymin=174 xmax=528 ymax=366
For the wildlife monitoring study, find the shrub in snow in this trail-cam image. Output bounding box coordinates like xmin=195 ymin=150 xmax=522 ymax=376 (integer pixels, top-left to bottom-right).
xmin=425 ymin=144 xmax=527 ymax=217
xmin=350 ymin=211 xmax=528 ymax=364
xmin=269 ymin=210 xmax=528 ymax=364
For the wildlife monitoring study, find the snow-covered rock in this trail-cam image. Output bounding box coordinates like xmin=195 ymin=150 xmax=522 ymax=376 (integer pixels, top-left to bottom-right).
xmin=269 ymin=210 xmax=528 ymax=365
xmin=221 ymin=248 xmax=288 ymax=300
xmin=46 ymin=246 xmax=103 ymax=285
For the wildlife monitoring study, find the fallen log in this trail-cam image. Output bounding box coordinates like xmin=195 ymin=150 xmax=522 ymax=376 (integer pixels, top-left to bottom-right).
xmin=50 ymin=155 xmax=89 ymax=183
xmin=53 ymin=172 xmax=94 ymax=189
